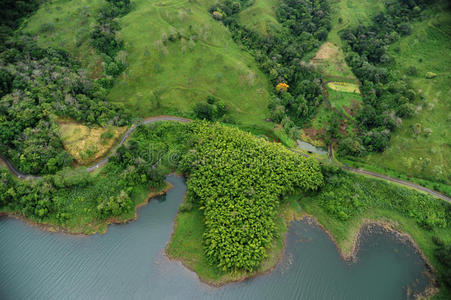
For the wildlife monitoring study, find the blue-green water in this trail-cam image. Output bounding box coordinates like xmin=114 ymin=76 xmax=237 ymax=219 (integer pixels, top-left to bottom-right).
xmin=0 ymin=175 xmax=431 ymax=299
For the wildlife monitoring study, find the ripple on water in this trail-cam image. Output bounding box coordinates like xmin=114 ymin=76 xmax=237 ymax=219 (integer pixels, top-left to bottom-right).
xmin=0 ymin=175 xmax=432 ymax=300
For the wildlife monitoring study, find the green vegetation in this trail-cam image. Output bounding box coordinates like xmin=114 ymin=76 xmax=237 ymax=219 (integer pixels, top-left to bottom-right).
xmin=326 ymin=87 xmax=361 ymax=118
xmin=326 ymin=0 xmax=385 ymax=46
xmin=238 ymin=0 xmax=281 ymax=35
xmin=210 ymin=0 xmax=331 ymax=136
xmin=0 ymin=121 xmax=190 ymax=233
xmin=0 ymin=36 xmax=128 ymax=175
xmin=301 ymin=166 xmax=451 ymax=297
xmin=180 ymin=122 xmax=323 ymax=272
xmin=23 ymin=0 xmax=104 ymax=75
xmin=310 ymin=42 xmax=357 ymax=80
xmin=107 ymin=0 xmax=273 ymax=128
xmin=24 ymin=0 xmax=273 ymax=129
xmin=360 ymin=1 xmax=451 ymax=185
xmin=167 ymin=192 xmax=302 ymax=284
xmin=57 ymin=120 xmax=127 ymax=165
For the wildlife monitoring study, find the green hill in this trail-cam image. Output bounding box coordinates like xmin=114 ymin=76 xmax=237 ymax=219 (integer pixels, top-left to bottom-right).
xmin=25 ymin=0 xmax=274 ymax=129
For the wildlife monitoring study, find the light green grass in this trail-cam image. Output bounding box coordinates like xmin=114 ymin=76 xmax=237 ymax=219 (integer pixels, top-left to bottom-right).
xmin=327 ymin=0 xmax=385 ymax=46
xmin=310 ymin=104 xmax=334 ymax=130
xmin=107 ymin=0 xmax=273 ymax=128
xmin=238 ymin=0 xmax=281 ymax=35
xmin=24 ymin=0 xmax=274 ymax=129
xmin=327 ymin=87 xmax=362 ymax=118
xmin=362 ymin=2 xmax=451 ymax=185
xmin=311 ymin=42 xmax=358 ymax=80
xmin=24 ymin=0 xmax=104 ymax=77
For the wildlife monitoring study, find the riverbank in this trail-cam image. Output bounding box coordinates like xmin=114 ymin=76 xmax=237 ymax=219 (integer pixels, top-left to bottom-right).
xmin=165 ymin=192 xmax=440 ymax=297
xmin=165 ymin=193 xmax=304 ymax=287
xmin=0 ymin=181 xmax=173 ymax=236
xmin=301 ymin=199 xmax=449 ymax=298
xmin=304 ymin=215 xmax=438 ymax=298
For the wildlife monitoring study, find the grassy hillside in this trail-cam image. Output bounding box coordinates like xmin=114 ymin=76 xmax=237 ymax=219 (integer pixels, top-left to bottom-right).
xmin=327 ymin=0 xmax=385 ymax=46
xmin=238 ymin=0 xmax=281 ymax=35
xmin=360 ymin=2 xmax=451 ymax=185
xmin=25 ymin=0 xmax=274 ymax=129
xmin=24 ymin=0 xmax=104 ymax=77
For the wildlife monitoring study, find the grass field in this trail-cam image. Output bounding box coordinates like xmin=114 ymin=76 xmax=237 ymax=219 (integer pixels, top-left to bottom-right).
xmin=327 ymin=87 xmax=361 ymax=118
xmin=238 ymin=0 xmax=281 ymax=35
xmin=361 ymin=2 xmax=451 ymax=185
xmin=57 ymin=120 xmax=127 ymax=165
xmin=25 ymin=0 xmax=274 ymax=130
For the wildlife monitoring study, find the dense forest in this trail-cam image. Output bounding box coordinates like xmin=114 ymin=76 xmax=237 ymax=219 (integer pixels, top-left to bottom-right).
xmin=210 ymin=0 xmax=331 ymax=137
xmin=0 ymin=0 xmax=131 ymax=175
xmin=0 ymin=121 xmax=189 ymax=226
xmin=338 ymin=0 xmax=434 ymax=155
xmin=180 ymin=122 xmax=323 ymax=271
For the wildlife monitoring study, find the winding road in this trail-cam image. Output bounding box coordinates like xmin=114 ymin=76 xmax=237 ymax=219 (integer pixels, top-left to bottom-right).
xmin=0 ymin=115 xmax=449 ymax=203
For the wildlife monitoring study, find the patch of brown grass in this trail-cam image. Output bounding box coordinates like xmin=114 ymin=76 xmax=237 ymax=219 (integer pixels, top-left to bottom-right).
xmin=311 ymin=42 xmax=339 ymax=61
xmin=57 ymin=119 xmax=127 ymax=165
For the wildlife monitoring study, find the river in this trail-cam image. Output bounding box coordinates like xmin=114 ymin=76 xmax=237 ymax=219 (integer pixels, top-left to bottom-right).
xmin=0 ymin=175 xmax=431 ymax=299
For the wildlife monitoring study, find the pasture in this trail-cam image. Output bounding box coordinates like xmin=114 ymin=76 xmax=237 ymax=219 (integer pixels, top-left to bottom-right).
xmin=361 ymin=2 xmax=451 ymax=185
xmin=24 ymin=0 xmax=274 ymax=129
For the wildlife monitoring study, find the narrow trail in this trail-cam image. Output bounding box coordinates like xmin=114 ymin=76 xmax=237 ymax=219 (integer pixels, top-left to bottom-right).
xmin=0 ymin=115 xmax=449 ymax=203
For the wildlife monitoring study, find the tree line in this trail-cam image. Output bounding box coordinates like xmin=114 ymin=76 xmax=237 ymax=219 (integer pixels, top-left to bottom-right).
xmin=0 ymin=1 xmax=132 ymax=175
xmin=338 ymin=0 xmax=434 ymax=155
xmin=210 ymin=0 xmax=331 ymax=137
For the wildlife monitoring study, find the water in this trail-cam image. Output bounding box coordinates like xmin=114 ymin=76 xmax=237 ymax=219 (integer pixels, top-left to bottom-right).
xmin=296 ymin=140 xmax=328 ymax=155
xmin=0 ymin=175 xmax=431 ymax=300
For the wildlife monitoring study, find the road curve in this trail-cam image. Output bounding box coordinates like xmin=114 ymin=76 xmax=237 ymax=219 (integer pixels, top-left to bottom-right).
xmin=86 ymin=116 xmax=191 ymax=172
xmin=0 ymin=116 xmax=191 ymax=179
xmin=0 ymin=115 xmax=449 ymax=203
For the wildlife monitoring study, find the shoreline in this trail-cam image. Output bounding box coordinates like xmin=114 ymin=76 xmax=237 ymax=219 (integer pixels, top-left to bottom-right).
xmin=166 ymin=206 xmax=439 ymax=298
xmin=164 ymin=200 xmax=302 ymax=287
xmin=0 ymin=181 xmax=174 ymax=236
xmin=301 ymin=214 xmax=439 ymax=299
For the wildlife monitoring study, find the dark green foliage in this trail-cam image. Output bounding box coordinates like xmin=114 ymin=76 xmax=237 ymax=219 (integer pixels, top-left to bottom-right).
xmin=193 ymin=96 xmax=229 ymax=121
xmin=182 ymin=122 xmax=323 ymax=272
xmin=0 ymin=121 xmax=189 ymax=223
xmin=339 ymin=0 xmax=431 ymax=154
xmin=90 ymin=0 xmax=132 ymax=82
xmin=210 ymin=0 xmax=331 ymax=128
xmin=312 ymin=166 xmax=450 ymax=229
xmin=0 ymin=0 xmax=43 ymax=49
xmin=110 ymin=121 xmax=191 ymax=188
xmin=434 ymin=242 xmax=451 ymax=288
xmin=0 ymin=36 xmax=128 ymax=175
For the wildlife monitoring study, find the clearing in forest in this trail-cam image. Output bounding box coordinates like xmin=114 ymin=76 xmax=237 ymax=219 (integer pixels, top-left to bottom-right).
xmin=311 ymin=42 xmax=357 ymax=80
xmin=58 ymin=120 xmax=127 ymax=165
xmin=327 ymin=82 xmax=360 ymax=94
